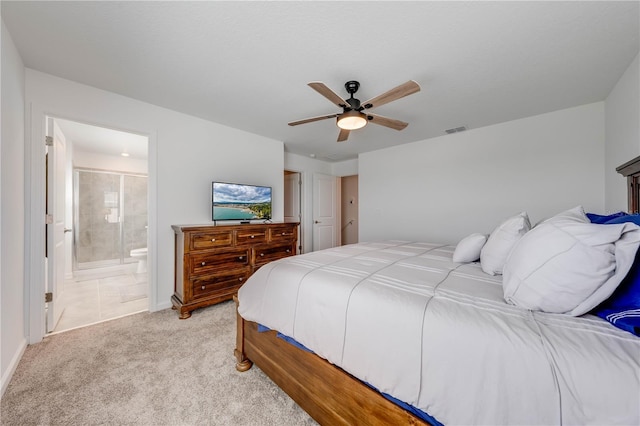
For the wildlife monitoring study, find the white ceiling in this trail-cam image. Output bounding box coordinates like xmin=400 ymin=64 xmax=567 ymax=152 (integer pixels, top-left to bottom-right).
xmin=55 ymin=118 xmax=149 ymax=160
xmin=3 ymin=1 xmax=638 ymax=162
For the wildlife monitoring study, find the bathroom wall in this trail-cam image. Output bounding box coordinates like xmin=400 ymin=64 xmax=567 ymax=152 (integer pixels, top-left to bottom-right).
xmin=341 ymin=175 xmax=359 ymax=245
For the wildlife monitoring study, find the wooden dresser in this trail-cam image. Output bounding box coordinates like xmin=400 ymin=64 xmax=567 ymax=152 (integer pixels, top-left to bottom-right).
xmin=172 ymin=222 xmax=298 ymax=319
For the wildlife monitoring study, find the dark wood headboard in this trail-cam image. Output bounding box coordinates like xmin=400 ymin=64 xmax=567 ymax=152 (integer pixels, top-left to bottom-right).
xmin=617 ymin=155 xmax=640 ymax=213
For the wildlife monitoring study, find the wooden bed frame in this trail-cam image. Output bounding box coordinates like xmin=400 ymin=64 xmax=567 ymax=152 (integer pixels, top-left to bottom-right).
xmin=233 ymin=160 xmax=640 ymax=425
xmin=233 ymin=296 xmax=430 ymax=425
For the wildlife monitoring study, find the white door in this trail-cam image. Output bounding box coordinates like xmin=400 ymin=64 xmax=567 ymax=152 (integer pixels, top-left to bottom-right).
xmin=46 ymin=118 xmax=68 ymax=332
xmin=313 ymin=173 xmax=337 ymax=251
xmin=284 ymin=172 xmax=303 ymax=253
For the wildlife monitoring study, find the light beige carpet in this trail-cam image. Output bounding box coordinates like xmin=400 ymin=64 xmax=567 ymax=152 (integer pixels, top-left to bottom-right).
xmin=1 ymin=300 xmax=317 ymax=425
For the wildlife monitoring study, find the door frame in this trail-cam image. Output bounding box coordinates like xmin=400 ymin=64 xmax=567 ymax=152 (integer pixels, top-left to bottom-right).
xmin=45 ymin=118 xmax=68 ymax=332
xmin=26 ymin=104 xmax=157 ymax=344
xmin=284 ymin=170 xmax=304 ymax=254
xmin=285 ymin=168 xmax=317 ymax=254
xmin=312 ymin=172 xmax=340 ymax=251
xmin=340 ymin=174 xmax=359 ymax=245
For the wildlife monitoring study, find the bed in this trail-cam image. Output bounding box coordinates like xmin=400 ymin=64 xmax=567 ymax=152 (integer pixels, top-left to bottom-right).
xmin=234 ymin=208 xmax=640 ymax=425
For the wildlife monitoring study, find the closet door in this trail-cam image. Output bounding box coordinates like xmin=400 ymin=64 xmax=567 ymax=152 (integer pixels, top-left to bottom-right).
xmin=313 ymin=173 xmax=337 ymax=251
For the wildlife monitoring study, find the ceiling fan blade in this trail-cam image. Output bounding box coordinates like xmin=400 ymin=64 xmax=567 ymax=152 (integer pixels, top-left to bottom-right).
xmin=337 ymin=128 xmax=350 ymax=142
xmin=288 ymin=113 xmax=338 ymax=126
xmin=367 ymin=113 xmax=409 ymax=131
xmin=308 ymin=82 xmax=349 ymax=108
xmin=361 ymin=80 xmax=421 ymax=110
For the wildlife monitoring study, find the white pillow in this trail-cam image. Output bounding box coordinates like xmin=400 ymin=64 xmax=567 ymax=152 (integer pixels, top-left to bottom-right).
xmin=452 ymin=233 xmax=488 ymax=263
xmin=480 ymin=212 xmax=531 ymax=275
xmin=537 ymin=204 xmax=589 ymax=224
xmin=502 ymin=206 xmax=640 ymax=316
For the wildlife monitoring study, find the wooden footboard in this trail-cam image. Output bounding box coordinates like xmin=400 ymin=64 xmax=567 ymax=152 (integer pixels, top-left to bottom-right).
xmin=234 ymin=296 xmax=430 ymax=425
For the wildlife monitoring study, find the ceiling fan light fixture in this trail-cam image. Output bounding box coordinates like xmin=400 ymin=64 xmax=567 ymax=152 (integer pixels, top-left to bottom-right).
xmin=337 ymin=110 xmax=367 ymax=130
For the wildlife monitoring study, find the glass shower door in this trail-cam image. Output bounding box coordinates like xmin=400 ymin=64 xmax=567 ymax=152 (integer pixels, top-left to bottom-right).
xmin=74 ymin=170 xmax=148 ymax=270
xmin=75 ymin=170 xmax=122 ymax=268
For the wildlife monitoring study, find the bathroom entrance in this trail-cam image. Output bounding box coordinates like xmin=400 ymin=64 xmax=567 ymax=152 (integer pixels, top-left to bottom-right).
xmin=47 ymin=118 xmax=149 ymax=334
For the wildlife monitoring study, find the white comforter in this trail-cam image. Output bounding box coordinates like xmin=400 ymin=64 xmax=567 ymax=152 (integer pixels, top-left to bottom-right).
xmin=238 ymin=241 xmax=640 ymax=425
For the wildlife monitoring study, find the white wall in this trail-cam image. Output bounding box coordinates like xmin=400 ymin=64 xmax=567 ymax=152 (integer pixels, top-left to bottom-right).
xmin=73 ymin=149 xmax=148 ymax=175
xmin=605 ymin=54 xmax=640 ymax=213
xmin=360 ymin=102 xmax=605 ymax=244
xmin=331 ymin=159 xmax=358 ymax=177
xmin=1 ymin=18 xmax=27 ymax=395
xmin=24 ymin=70 xmax=284 ymax=339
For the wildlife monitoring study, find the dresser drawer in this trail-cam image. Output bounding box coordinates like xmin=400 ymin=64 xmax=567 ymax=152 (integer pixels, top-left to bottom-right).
xmin=190 ymin=248 xmax=249 ymax=274
xmin=255 ymin=243 xmax=295 ymax=266
xmin=236 ymin=229 xmax=267 ymax=245
xmin=191 ymin=269 xmax=250 ymax=299
xmin=269 ymin=225 xmax=297 ymax=242
xmin=190 ymin=230 xmax=233 ymax=250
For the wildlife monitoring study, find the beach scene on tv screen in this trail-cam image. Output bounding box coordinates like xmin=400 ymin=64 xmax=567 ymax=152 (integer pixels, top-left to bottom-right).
xmin=213 ymin=183 xmax=271 ymax=220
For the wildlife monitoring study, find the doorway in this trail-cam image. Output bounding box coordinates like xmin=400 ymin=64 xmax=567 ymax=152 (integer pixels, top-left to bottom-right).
xmin=340 ymin=175 xmax=359 ymax=245
xmin=313 ymin=173 xmax=338 ymax=251
xmin=47 ymin=118 xmax=149 ymax=334
xmin=284 ymin=170 xmax=303 ymax=254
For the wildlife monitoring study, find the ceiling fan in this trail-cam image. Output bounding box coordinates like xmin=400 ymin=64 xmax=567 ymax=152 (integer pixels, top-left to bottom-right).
xmin=288 ymin=80 xmax=421 ymax=142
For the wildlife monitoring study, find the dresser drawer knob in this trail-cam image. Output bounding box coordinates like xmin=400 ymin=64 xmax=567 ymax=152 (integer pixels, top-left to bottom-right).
xmin=201 ymin=261 xmax=206 ymax=266
xmin=260 ymin=253 xmax=264 ymax=257
xmin=211 ymin=238 xmax=216 ymax=242
xmin=239 ymin=277 xmax=243 ymax=282
xmin=201 ymin=286 xmax=205 ymax=290
xmin=238 ymin=256 xmax=244 ymax=260
xmin=250 ymin=235 xmax=255 ymax=239
xmin=286 ymin=249 xmax=291 ymax=253
xmin=281 ymin=232 xmax=287 ymax=236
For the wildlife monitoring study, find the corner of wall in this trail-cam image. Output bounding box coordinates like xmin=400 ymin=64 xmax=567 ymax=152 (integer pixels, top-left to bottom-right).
xmin=0 ymin=338 xmax=27 ymax=397
xmin=331 ymin=158 xmax=358 ymax=177
xmin=604 ymin=53 xmax=640 ymax=212
xmin=1 ymin=14 xmax=27 ymax=397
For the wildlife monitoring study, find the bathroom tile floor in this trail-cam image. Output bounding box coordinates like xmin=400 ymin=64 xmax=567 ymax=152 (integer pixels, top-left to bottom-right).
xmin=50 ymin=263 xmax=148 ymax=334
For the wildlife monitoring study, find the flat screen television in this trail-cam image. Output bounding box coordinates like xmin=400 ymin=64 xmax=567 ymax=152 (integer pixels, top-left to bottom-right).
xmin=212 ymin=181 xmax=272 ymax=222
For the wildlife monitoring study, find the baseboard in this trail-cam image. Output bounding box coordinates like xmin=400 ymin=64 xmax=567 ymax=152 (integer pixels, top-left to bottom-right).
xmin=153 ymin=300 xmax=172 ymax=312
xmin=1 ymin=337 xmax=27 ymax=397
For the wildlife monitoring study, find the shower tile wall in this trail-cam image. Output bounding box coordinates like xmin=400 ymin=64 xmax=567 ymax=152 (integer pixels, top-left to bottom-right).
xmin=76 ymin=170 xmax=147 ymax=267
xmin=123 ymin=175 xmax=148 ymax=255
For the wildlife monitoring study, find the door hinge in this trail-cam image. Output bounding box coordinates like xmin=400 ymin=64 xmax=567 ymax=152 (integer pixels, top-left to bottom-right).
xmin=45 ymin=136 xmax=53 ymax=146
xmin=46 ymin=214 xmax=53 ymax=224
xmin=45 ymin=292 xmax=53 ymax=303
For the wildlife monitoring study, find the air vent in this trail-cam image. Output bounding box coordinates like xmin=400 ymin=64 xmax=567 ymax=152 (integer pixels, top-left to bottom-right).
xmin=445 ymin=126 xmax=467 ymax=134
